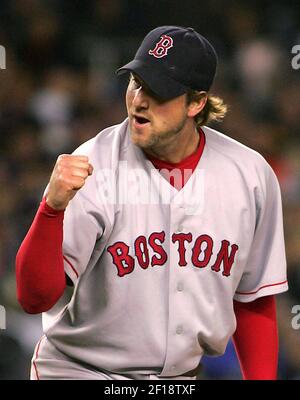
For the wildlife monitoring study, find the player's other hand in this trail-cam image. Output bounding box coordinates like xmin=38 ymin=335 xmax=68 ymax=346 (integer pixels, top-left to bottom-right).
xmin=46 ymin=155 xmax=94 ymax=210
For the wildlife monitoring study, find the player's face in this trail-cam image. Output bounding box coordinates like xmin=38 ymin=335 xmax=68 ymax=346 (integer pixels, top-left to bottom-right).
xmin=126 ymin=74 xmax=193 ymax=150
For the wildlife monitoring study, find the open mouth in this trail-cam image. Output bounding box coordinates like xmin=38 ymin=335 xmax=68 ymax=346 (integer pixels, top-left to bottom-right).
xmin=133 ymin=115 xmax=150 ymax=125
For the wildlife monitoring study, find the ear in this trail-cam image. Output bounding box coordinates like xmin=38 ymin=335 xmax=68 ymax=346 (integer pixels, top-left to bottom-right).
xmin=187 ymin=93 xmax=208 ymax=118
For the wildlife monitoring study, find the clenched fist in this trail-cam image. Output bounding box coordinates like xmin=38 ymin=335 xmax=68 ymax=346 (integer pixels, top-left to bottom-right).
xmin=46 ymin=154 xmax=93 ymax=210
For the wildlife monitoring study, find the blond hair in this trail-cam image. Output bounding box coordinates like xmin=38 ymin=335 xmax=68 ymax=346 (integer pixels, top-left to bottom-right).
xmin=186 ymin=90 xmax=228 ymax=127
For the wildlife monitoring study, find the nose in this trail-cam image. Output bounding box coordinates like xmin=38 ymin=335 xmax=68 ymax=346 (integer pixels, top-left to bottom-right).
xmin=132 ymin=87 xmax=149 ymax=110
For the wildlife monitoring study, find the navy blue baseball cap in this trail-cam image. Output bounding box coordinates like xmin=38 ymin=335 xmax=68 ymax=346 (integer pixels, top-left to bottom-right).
xmin=116 ymin=25 xmax=218 ymax=100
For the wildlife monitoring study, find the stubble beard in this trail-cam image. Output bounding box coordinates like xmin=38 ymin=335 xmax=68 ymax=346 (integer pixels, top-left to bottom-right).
xmin=133 ymin=114 xmax=188 ymax=152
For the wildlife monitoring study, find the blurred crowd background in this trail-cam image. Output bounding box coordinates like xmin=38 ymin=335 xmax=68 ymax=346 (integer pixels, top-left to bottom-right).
xmin=0 ymin=0 xmax=300 ymax=380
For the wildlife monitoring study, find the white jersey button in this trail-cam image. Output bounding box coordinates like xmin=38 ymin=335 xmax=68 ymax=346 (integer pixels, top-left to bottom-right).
xmin=176 ymin=326 xmax=183 ymax=335
xmin=177 ymin=282 xmax=184 ymax=291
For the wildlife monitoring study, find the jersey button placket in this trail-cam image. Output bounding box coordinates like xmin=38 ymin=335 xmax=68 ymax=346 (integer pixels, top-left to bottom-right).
xmin=160 ymin=203 xmax=186 ymax=376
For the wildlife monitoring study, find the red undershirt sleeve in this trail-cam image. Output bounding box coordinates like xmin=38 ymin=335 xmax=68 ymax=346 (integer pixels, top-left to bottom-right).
xmin=232 ymin=295 xmax=278 ymax=380
xmin=15 ymin=197 xmax=66 ymax=314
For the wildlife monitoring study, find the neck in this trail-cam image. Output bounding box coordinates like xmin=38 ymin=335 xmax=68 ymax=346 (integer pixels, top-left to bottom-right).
xmin=143 ymin=125 xmax=200 ymax=164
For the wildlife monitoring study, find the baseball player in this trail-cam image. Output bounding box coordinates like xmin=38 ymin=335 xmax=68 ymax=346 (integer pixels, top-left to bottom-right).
xmin=16 ymin=26 xmax=288 ymax=380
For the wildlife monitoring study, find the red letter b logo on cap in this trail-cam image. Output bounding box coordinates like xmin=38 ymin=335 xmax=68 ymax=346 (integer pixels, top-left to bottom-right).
xmin=149 ymin=35 xmax=173 ymax=58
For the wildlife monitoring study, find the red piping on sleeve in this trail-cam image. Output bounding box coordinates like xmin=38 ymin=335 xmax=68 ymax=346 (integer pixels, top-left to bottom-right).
xmin=236 ymin=280 xmax=287 ymax=295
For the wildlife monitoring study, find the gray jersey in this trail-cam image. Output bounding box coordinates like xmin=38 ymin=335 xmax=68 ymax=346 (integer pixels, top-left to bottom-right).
xmin=35 ymin=118 xmax=288 ymax=378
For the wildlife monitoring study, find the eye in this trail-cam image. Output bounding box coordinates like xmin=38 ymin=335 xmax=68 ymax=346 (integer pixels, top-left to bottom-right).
xmin=130 ymin=75 xmax=142 ymax=89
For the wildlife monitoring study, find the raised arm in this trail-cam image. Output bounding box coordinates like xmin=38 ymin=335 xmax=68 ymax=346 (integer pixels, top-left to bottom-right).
xmin=15 ymin=155 xmax=93 ymax=314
